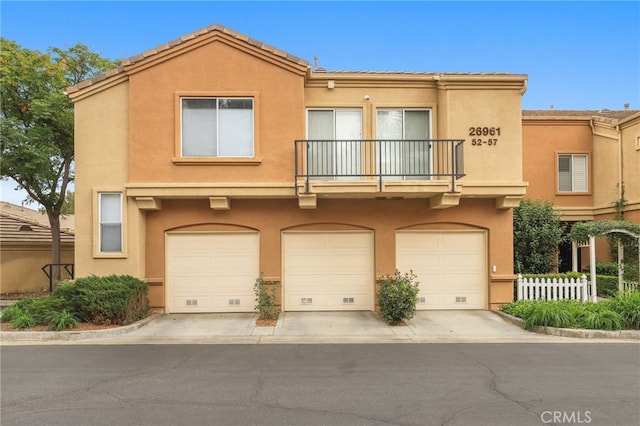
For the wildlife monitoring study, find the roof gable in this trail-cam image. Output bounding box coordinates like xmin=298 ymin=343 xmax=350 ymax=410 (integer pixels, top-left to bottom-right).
xmin=67 ymin=24 xmax=310 ymax=98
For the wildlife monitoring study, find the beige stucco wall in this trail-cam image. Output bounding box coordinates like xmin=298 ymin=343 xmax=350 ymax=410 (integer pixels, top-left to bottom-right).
xmin=73 ymin=80 xmax=145 ymax=278
xmin=128 ymin=40 xmax=306 ymax=184
xmin=70 ymin=30 xmax=529 ymax=312
xmin=442 ymin=87 xmax=524 ymax=184
xmin=620 ymin=115 xmax=640 ymax=221
xmin=305 ymin=75 xmax=528 ymax=193
xmin=592 ymin=124 xmax=623 ymax=211
xmin=522 ymin=119 xmax=594 ymax=214
xmin=1 ymin=245 xmax=74 ymax=293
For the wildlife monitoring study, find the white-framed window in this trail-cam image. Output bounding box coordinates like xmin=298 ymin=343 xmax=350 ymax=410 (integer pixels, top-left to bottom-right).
xmin=307 ymin=109 xmax=362 ymax=179
xmin=376 ymin=109 xmax=431 ymax=179
xmin=558 ymin=154 xmax=588 ymax=192
xmin=99 ymin=192 xmax=123 ymax=253
xmin=181 ymin=97 xmax=254 ymax=158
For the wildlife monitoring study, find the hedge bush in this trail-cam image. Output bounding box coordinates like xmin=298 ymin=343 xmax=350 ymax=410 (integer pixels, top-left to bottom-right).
xmin=377 ymin=271 xmax=419 ymax=325
xmin=53 ymin=275 xmax=149 ymax=325
xmin=500 ymin=290 xmax=640 ymax=331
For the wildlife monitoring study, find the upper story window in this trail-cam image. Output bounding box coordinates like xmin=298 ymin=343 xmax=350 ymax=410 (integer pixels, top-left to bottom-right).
xmin=558 ymin=154 xmax=588 ymax=193
xmin=99 ymin=192 xmax=122 ymax=253
xmin=181 ymin=97 xmax=254 ymax=158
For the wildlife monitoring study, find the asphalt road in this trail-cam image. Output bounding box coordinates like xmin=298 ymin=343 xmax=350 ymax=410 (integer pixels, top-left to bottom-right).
xmin=1 ymin=343 xmax=638 ymax=426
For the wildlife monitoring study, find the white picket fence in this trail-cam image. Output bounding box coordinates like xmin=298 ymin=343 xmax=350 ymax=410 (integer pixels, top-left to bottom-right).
xmin=623 ymin=281 xmax=640 ymax=292
xmin=517 ymin=274 xmax=590 ymax=302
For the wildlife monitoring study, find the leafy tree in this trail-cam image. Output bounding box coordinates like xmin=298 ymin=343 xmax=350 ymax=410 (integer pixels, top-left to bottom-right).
xmin=39 ymin=190 xmax=74 ymax=215
xmin=513 ymin=198 xmax=565 ymax=274
xmin=1 ymin=39 xmax=117 ymax=281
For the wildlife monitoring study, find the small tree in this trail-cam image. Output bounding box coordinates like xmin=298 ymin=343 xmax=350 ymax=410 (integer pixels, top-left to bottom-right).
xmin=513 ymin=198 xmax=565 ymax=274
xmin=1 ymin=39 xmax=117 ymax=282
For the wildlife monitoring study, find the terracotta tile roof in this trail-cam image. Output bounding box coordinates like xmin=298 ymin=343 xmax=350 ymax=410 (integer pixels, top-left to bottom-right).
xmin=0 ymin=202 xmax=74 ymax=232
xmin=0 ymin=214 xmax=74 ymax=245
xmin=522 ymin=109 xmax=640 ymax=123
xmin=66 ymin=24 xmax=310 ymax=95
xmin=314 ymin=70 xmax=515 ymax=76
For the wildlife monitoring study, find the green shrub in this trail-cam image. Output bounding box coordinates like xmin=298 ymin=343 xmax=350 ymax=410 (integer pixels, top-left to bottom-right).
xmin=583 ymin=274 xmax=619 ymax=298
xmin=521 ymin=272 xmax=584 ymax=281
xmin=54 ymin=275 xmax=149 ymax=325
xmin=254 ymin=276 xmax=280 ymax=321
xmin=501 ymin=298 xmax=635 ymax=330
xmin=623 ymin=262 xmax=639 ymax=282
xmin=500 ymin=300 xmax=539 ymax=319
xmin=513 ymin=198 xmax=565 ymax=274
xmin=12 ymin=311 xmax=36 ymax=329
xmin=606 ymin=290 xmax=640 ymax=329
xmin=521 ymin=300 xmax=574 ymax=331
xmin=48 ymin=310 xmax=78 ymax=331
xmin=1 ymin=304 xmax=23 ymax=323
xmin=1 ymin=296 xmax=72 ymax=327
xmin=576 ymin=304 xmax=625 ymax=330
xmin=377 ymin=271 xmax=419 ymax=325
xmin=585 ymin=261 xmax=619 ymax=276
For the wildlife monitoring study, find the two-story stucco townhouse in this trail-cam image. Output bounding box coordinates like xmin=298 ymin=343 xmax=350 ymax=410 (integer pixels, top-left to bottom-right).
xmin=67 ymin=24 xmax=529 ymax=314
xmin=522 ymin=109 xmax=640 ymax=271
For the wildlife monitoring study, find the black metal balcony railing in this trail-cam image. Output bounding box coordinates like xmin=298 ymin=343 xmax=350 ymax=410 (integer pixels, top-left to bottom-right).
xmin=295 ymin=139 xmax=465 ymax=193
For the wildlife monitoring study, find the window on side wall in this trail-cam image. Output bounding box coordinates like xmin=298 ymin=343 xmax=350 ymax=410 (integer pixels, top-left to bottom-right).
xmin=558 ymin=154 xmax=588 ymax=193
xmin=99 ymin=192 xmax=122 ymax=253
xmin=181 ymin=97 xmax=254 ymax=158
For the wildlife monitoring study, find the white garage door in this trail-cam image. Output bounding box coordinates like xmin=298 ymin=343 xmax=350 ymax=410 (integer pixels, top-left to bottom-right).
xmin=166 ymin=232 xmax=259 ymax=313
xmin=283 ymin=231 xmax=373 ymax=311
xmin=396 ymin=231 xmax=487 ymax=310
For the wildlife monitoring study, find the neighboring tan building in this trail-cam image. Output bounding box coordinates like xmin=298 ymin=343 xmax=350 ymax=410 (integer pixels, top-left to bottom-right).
xmin=522 ymin=110 xmax=640 ymax=271
xmin=67 ymin=24 xmax=528 ymax=313
xmin=0 ymin=202 xmax=74 ymax=293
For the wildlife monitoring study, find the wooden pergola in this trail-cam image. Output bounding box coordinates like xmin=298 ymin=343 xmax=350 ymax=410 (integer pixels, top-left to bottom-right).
xmin=569 ymin=220 xmax=640 ymax=302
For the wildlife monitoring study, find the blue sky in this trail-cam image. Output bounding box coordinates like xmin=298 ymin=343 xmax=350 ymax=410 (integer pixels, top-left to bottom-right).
xmin=1 ymin=0 xmax=639 ymax=205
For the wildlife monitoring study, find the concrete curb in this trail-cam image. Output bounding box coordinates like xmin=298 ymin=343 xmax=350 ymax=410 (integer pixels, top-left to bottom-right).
xmin=493 ymin=310 xmax=640 ymax=340
xmin=0 ymin=314 xmax=159 ymax=342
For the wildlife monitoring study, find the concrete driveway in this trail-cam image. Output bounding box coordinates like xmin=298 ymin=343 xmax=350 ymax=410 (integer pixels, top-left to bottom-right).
xmin=5 ymin=310 xmax=636 ymax=344
xmin=113 ymin=310 xmax=573 ymax=343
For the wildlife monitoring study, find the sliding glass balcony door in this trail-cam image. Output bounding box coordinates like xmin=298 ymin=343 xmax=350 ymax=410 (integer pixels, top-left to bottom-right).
xmin=377 ymin=109 xmax=431 ymax=180
xmin=307 ymin=109 xmax=362 ymax=180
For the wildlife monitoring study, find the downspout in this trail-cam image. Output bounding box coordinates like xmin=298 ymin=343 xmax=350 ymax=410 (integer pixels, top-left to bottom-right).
xmin=616 ymin=123 xmax=623 ymax=208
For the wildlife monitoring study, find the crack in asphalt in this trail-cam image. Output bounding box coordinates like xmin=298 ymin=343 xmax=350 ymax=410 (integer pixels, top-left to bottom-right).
xmin=441 ymin=345 xmax=542 ymax=426
xmin=246 ymin=371 xmax=410 ymax=426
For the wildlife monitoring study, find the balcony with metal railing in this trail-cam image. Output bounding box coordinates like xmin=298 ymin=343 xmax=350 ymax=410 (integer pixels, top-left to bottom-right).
xmin=294 ymin=139 xmax=465 ymax=200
